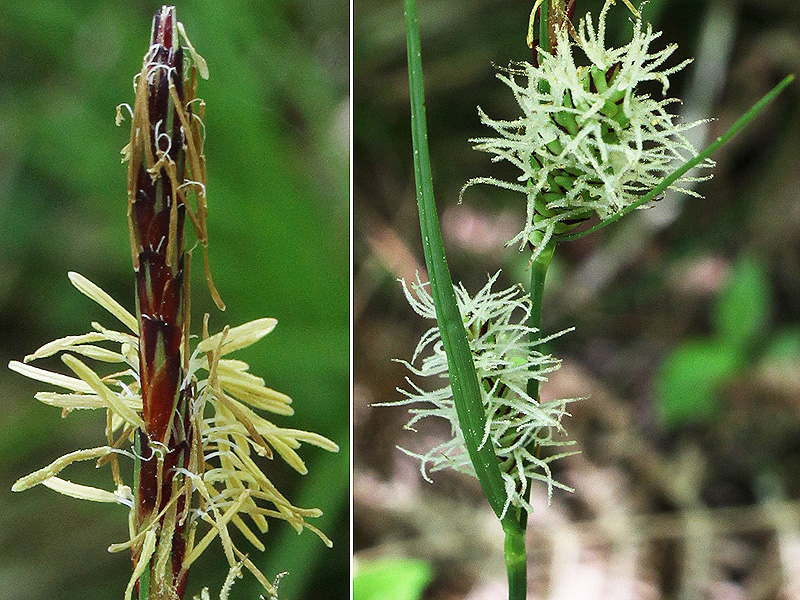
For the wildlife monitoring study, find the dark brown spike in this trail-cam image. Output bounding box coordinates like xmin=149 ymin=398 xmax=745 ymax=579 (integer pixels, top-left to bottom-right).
xmin=129 ymin=6 xmax=194 ymax=598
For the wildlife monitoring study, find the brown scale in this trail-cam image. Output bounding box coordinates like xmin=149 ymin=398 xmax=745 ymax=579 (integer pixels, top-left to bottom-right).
xmin=531 ymin=0 xmax=577 ymax=65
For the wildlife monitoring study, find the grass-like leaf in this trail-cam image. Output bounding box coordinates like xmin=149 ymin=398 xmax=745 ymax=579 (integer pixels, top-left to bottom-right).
xmin=403 ymin=0 xmax=509 ymax=520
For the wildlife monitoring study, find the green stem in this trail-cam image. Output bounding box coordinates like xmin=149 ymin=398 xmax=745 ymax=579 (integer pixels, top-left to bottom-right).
xmin=526 ymin=242 xmax=555 ymax=403
xmin=558 ymin=74 xmax=795 ymax=242
xmin=503 ymin=519 xmax=528 ymax=600
xmin=404 ymin=0 xmax=508 ymax=519
xmin=507 ymin=239 xmax=555 ymax=598
xmin=530 ymin=0 xmax=557 ymax=407
xmin=502 ymin=7 xmax=559 ymax=597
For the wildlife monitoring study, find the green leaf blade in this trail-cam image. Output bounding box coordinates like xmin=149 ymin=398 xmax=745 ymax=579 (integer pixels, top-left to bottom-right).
xmin=713 ymin=255 xmax=770 ymax=349
xmin=656 ymin=339 xmax=742 ymax=428
xmin=403 ymin=0 xmax=509 ymax=521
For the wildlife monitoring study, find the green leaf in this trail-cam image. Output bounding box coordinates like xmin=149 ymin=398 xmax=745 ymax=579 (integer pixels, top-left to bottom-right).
xmin=764 ymin=328 xmax=800 ymax=361
xmin=656 ymin=339 xmax=742 ymax=428
xmin=353 ymin=559 xmax=433 ymax=600
xmin=404 ymin=0 xmax=508 ymax=519
xmin=713 ymin=255 xmax=770 ymax=349
xmin=403 ymin=3 xmax=529 ymax=595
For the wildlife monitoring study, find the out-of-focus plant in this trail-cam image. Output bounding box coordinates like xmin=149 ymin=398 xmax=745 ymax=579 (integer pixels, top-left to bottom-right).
xmin=352 ymin=558 xmax=433 ymax=600
xmin=8 ymin=6 xmax=338 ymax=600
xmin=657 ymin=254 xmax=781 ymax=427
xmin=386 ymin=0 xmax=793 ymax=597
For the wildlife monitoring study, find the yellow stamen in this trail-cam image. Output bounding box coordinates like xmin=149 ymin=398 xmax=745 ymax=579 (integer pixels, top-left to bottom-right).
xmin=12 ymin=447 xmax=113 ymax=492
xmin=68 ymin=272 xmax=139 ymax=333
xmin=61 ymin=354 xmax=145 ymax=429
xmin=196 ymin=318 xmax=277 ymax=355
xmin=41 ymin=477 xmax=124 ymax=504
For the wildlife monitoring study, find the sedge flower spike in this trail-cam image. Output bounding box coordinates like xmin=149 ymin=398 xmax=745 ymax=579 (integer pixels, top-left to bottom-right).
xmin=464 ymin=1 xmax=713 ymax=257
xmin=10 ymin=6 xmax=337 ymax=600
xmin=9 ymin=275 xmax=338 ymax=598
xmin=384 ymin=273 xmax=578 ymax=516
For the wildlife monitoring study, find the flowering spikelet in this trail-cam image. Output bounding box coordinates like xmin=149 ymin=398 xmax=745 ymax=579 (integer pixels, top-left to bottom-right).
xmin=9 ymin=273 xmax=338 ymax=599
xmin=386 ymin=273 xmax=577 ymax=516
xmin=464 ymin=1 xmax=713 ymax=257
xmin=9 ymin=6 xmax=337 ymax=599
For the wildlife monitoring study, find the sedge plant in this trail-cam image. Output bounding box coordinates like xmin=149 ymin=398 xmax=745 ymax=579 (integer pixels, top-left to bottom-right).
xmin=388 ymin=0 xmax=793 ymax=597
xmin=9 ymin=6 xmax=338 ymax=600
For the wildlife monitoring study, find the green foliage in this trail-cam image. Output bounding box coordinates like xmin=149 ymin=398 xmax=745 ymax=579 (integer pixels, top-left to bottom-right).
xmin=353 ymin=558 xmax=433 ymax=600
xmin=712 ymin=255 xmax=770 ymax=348
xmin=765 ymin=328 xmax=800 ymax=361
xmin=657 ymin=339 xmax=742 ymax=427
xmin=657 ymin=255 xmax=771 ymax=428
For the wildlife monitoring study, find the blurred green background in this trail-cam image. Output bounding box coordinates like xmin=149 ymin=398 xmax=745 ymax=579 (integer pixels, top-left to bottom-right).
xmin=0 ymin=1 xmax=348 ymax=599
xmin=354 ymin=0 xmax=800 ymax=598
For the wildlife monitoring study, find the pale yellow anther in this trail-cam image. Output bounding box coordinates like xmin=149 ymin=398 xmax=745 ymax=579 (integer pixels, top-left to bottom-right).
xmin=528 ymin=0 xmax=545 ymax=48
xmin=9 ymin=360 xmax=92 ymax=393
xmin=12 ymin=447 xmax=113 ymax=492
xmin=620 ymin=0 xmax=640 ymax=18
xmin=68 ymin=272 xmax=139 ymax=333
xmin=61 ymin=354 xmax=145 ymax=430
xmin=196 ymin=318 xmax=278 ymax=355
xmin=24 ymin=333 xmax=106 ymax=363
xmin=41 ymin=477 xmax=128 ymax=504
xmin=177 ymin=21 xmax=209 ymax=79
xmin=124 ymin=528 xmax=157 ymax=600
